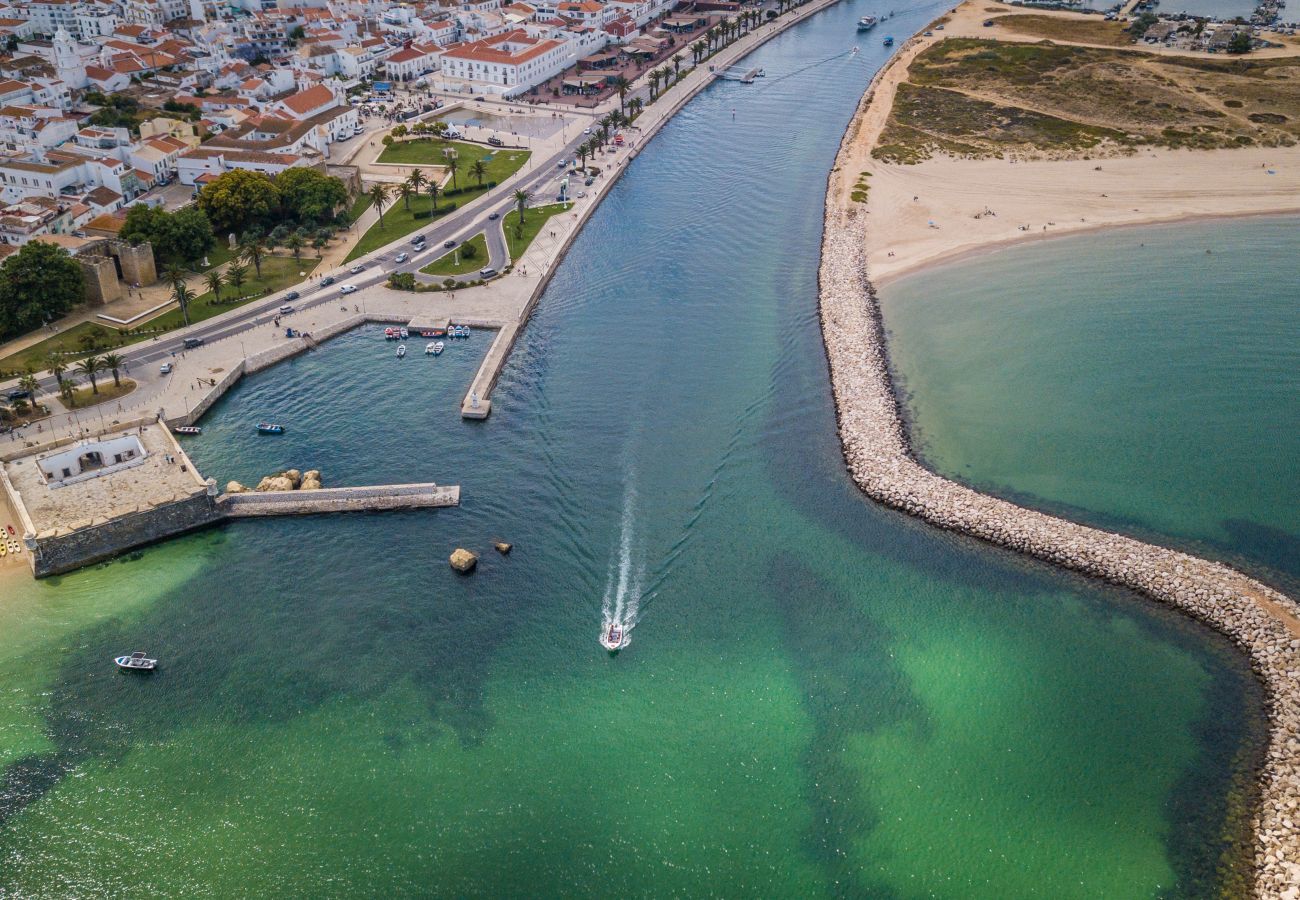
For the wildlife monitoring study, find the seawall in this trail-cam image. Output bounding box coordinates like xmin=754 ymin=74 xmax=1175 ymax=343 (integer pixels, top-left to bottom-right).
xmin=817 ymin=63 xmax=1300 ymax=897
xmin=219 ymin=482 xmax=459 ymax=516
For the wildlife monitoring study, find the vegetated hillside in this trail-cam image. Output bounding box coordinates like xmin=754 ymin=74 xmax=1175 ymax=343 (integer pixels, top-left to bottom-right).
xmin=874 ymin=38 xmax=1300 ymax=163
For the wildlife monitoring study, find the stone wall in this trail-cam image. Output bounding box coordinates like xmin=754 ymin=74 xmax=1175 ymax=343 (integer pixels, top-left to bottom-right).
xmin=78 ymin=255 xmax=123 ymax=304
xmin=28 ymin=490 xmax=224 ymax=577
xmin=818 ymin=85 xmax=1300 ymax=895
xmin=116 ymin=241 xmax=157 ymax=287
xmin=219 ymin=482 xmax=459 ymax=516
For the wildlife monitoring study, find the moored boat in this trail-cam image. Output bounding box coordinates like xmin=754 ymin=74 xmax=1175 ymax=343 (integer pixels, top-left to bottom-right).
xmin=432 ymin=341 xmax=444 ymax=355
xmin=173 ymin=425 xmax=202 ymax=435
xmin=425 ymin=342 xmax=437 ymax=355
xmin=857 ymin=15 xmax=877 ymax=30
xmin=256 ymin=423 xmax=285 ymax=434
xmin=115 ymin=651 xmax=157 ymax=671
xmin=396 ymin=344 xmax=407 ymax=358
xmin=399 ymin=327 xmax=410 ymax=339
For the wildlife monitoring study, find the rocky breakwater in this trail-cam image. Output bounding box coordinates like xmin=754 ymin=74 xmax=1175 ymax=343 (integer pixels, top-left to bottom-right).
xmin=226 ymin=469 xmax=323 ymax=494
xmin=818 ymin=122 xmax=1300 ymax=900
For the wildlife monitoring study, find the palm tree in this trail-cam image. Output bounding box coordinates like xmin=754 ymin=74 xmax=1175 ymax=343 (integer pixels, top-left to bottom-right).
xmin=648 ymin=69 xmax=661 ymax=100
xmin=399 ymin=181 xmax=413 ymax=211
xmin=613 ymin=74 xmax=631 ymax=115
xmin=692 ymin=41 xmax=706 ymax=65
xmin=577 ymin=142 xmax=591 ymax=171
xmin=426 ymin=176 xmax=440 ymax=213
xmin=599 ymin=114 xmax=613 ymax=144
xmin=225 ymin=263 xmax=248 ymax=297
xmin=239 ymin=236 xmax=267 ymax=278
xmin=512 ymin=188 xmax=532 ymax=226
xmin=284 ymin=233 xmax=304 ymax=264
xmin=18 ymin=372 xmax=39 ymax=410
xmin=101 ymin=352 xmax=124 ymax=388
xmin=407 ymin=167 xmax=426 ymax=201
xmin=445 ymin=156 xmax=461 ymax=191
xmin=162 ymin=263 xmax=187 ymax=289
xmin=172 ymin=282 xmax=195 ymax=327
xmin=672 ymin=53 xmax=683 ymax=78
xmin=368 ymin=183 xmax=390 ymax=225
xmin=628 ymin=97 xmax=643 ymax=119
xmin=205 ymin=270 xmax=225 ymax=303
xmin=58 ymin=376 xmax=75 ymax=407
xmin=46 ymin=357 xmax=67 ymax=393
xmin=470 ymin=159 xmax=488 ymax=188
xmin=74 ymin=356 xmax=103 ymax=396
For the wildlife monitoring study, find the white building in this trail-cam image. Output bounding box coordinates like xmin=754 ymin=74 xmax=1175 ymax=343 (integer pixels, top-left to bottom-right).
xmin=437 ymin=29 xmax=571 ymax=97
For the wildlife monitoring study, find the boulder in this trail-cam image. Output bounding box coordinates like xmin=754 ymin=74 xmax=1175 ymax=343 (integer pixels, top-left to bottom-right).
xmin=283 ymin=469 xmax=302 ymax=489
xmin=303 ymin=469 xmax=321 ymax=485
xmin=494 ymin=541 xmax=512 ymax=555
xmin=254 ymin=476 xmax=276 ymax=492
xmin=259 ymin=475 xmax=296 ymax=492
xmin=449 ymin=548 xmax=477 ymax=573
xmin=225 ymin=481 xmax=248 ymax=494
xmin=300 ymin=474 xmax=322 ymax=491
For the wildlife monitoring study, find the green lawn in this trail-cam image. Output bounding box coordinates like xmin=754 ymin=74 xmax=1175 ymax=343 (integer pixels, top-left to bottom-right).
xmin=148 ymin=255 xmax=320 ymax=331
xmin=59 ymin=377 xmax=136 ymax=410
xmin=344 ymin=192 xmax=374 ymax=223
xmin=378 ymin=139 xmax=530 ymax=184
xmin=0 ymin=322 xmax=135 ymax=377
xmin=503 ymin=203 xmax=572 ymax=261
xmin=346 ymin=195 xmax=462 ymax=261
xmin=420 ymin=233 xmax=488 ymax=277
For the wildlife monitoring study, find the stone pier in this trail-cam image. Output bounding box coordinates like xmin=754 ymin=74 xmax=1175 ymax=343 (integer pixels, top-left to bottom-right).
xmin=219 ymin=483 xmax=459 ymax=516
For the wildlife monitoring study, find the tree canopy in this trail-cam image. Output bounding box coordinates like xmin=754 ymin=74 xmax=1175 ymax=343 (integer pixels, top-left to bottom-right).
xmin=276 ymin=168 xmax=349 ymax=225
xmin=120 ymin=204 xmax=216 ymax=266
xmin=197 ymin=169 xmax=281 ymax=237
xmin=0 ymin=242 xmax=85 ymax=340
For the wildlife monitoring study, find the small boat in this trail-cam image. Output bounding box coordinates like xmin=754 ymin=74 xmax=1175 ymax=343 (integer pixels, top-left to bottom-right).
xmin=432 ymin=341 xmax=444 ymax=355
xmin=256 ymin=423 xmax=285 ymax=435
xmin=883 ymin=35 xmax=894 ymax=46
xmin=600 ymin=621 xmax=628 ymax=652
xmin=460 ymin=325 xmax=472 ymax=338
xmin=173 ymin=425 xmax=202 ymax=435
xmin=857 ymin=15 xmax=878 ymax=30
xmin=424 ymin=342 xmax=437 ymax=355
xmin=399 ymin=327 xmax=410 ymax=339
xmin=396 ymin=344 xmax=407 ymax=358
xmin=6 ymin=524 xmax=14 ymax=535
xmin=384 ymin=327 xmax=396 ymax=340
xmin=115 ymin=651 xmax=157 ymax=671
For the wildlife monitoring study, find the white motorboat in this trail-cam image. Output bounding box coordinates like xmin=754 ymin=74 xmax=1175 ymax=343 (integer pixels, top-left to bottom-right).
xmin=857 ymin=15 xmax=878 ymax=30
xmin=396 ymin=344 xmax=407 ymax=358
xmin=600 ymin=621 xmax=628 ymax=651
xmin=432 ymin=341 xmax=444 ymax=355
xmin=115 ymin=651 xmax=157 ymax=671
xmin=425 ymin=342 xmax=437 ymax=355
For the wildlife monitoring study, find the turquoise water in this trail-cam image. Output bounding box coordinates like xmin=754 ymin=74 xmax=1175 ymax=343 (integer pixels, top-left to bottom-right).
xmin=0 ymin=3 xmax=1268 ymax=895
xmin=880 ymin=218 xmax=1300 ymax=588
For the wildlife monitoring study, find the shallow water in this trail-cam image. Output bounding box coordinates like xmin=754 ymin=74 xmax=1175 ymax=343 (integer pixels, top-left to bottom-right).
xmin=0 ymin=3 xmax=1268 ymax=895
xmin=880 ymin=217 xmax=1300 ymax=588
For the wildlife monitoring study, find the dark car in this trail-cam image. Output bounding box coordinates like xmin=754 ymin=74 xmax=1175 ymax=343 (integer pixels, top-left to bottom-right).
xmin=412 ymin=235 xmax=426 ymax=246
xmin=488 ymin=212 xmax=499 ymax=220
xmin=6 ymin=389 xmax=31 ymax=403
xmin=183 ymin=337 xmax=205 ymax=349
xmin=474 ymin=96 xmax=486 ymax=101
xmin=487 ymin=136 xmax=504 ymax=147
xmin=584 ymin=177 xmax=594 ymax=186
xmin=283 ymin=291 xmax=300 ymax=301
xmin=321 ymin=275 xmax=336 ymax=286
xmin=444 ymin=240 xmax=456 ymax=249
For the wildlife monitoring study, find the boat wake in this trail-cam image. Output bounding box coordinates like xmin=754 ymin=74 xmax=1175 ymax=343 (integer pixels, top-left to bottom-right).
xmin=600 ymin=478 xmax=643 ymax=652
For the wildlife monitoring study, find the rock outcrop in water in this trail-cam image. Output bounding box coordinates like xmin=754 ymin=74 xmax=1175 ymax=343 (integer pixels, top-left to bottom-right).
xmin=450 ymin=548 xmax=477 ymax=573
xmin=819 ymin=86 xmax=1300 ymax=898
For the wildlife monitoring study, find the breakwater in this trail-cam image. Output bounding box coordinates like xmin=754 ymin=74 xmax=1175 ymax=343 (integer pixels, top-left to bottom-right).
xmin=219 ymin=482 xmax=459 ymax=516
xmin=818 ymin=84 xmax=1300 ymax=897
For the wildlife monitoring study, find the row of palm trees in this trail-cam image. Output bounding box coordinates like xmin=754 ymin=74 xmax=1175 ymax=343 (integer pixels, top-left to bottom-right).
xmin=159 ymin=229 xmax=311 ymax=327
xmin=366 ymin=156 xmax=495 ymax=227
xmin=9 ymin=351 xmax=130 ymax=416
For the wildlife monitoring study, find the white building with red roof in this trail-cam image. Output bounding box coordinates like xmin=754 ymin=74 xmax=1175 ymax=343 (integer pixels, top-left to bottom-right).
xmin=436 ymin=29 xmax=572 ymax=97
xmin=383 ymin=42 xmax=441 ymax=82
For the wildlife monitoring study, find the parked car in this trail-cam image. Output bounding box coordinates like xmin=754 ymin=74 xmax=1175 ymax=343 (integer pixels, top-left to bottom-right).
xmin=340 ymin=284 xmax=358 ymax=294
xmin=6 ymin=389 xmax=31 ymax=402
xmin=321 ymin=275 xmax=336 ymax=286
xmin=479 ymin=267 xmax=498 ymax=279
xmin=487 ymin=136 xmax=504 ymax=147
xmin=444 ymin=240 xmax=456 ymax=249
xmin=279 ymin=304 xmax=295 ymax=314
xmin=349 ymin=264 xmax=365 ymax=274
xmin=182 ymin=337 xmax=204 ymax=349
xmin=577 ymin=191 xmax=587 ymax=198
xmin=160 ymin=363 xmax=173 ymax=375
xmin=584 ymin=177 xmax=594 ymax=186
xmin=394 ymin=252 xmax=409 ymax=264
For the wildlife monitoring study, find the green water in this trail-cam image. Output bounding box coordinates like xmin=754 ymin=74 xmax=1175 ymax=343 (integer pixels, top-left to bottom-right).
xmin=880 ymin=218 xmax=1300 ymax=587
xmin=0 ymin=5 xmax=1268 ymax=896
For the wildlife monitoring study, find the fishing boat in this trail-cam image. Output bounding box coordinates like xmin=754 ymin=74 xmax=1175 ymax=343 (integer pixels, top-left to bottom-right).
xmin=857 ymin=15 xmax=878 ymax=29
xmin=399 ymin=327 xmax=410 ymax=339
xmin=396 ymin=344 xmax=407 ymax=358
xmin=600 ymin=621 xmax=628 ymax=652
xmin=173 ymin=425 xmax=202 ymax=435
xmin=883 ymin=35 xmax=894 ymax=45
xmin=432 ymin=341 xmax=444 ymax=355
xmin=384 ymin=327 xmax=398 ymax=340
xmin=7 ymin=524 xmax=15 ymax=535
xmin=460 ymin=325 xmax=472 ymax=338
xmin=115 ymin=651 xmax=157 ymax=671
xmin=425 ymin=342 xmax=437 ymax=355
xmin=256 ymin=423 xmax=285 ymax=435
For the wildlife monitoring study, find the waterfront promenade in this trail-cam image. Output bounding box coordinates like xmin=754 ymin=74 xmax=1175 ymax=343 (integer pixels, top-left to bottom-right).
xmin=819 ymin=35 xmax=1300 ymax=898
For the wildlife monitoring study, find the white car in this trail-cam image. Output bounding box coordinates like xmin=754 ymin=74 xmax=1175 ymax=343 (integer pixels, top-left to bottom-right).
xmin=394 ymin=252 xmax=409 ymax=263
xmin=160 ymin=362 xmax=173 ymax=375
xmin=340 ymin=284 xmax=358 ymax=294
xmin=349 ymin=264 xmax=365 ymax=274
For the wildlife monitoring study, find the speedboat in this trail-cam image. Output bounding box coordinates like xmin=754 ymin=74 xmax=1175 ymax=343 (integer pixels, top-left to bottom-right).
xmin=396 ymin=344 xmax=407 ymax=358
xmin=857 ymin=15 xmax=877 ymax=30
xmin=256 ymin=423 xmax=285 ymax=434
xmin=115 ymin=651 xmax=157 ymax=671
xmin=173 ymin=425 xmax=202 ymax=435
xmin=883 ymin=35 xmax=894 ymax=46
xmin=432 ymin=341 xmax=444 ymax=355
xmin=600 ymin=621 xmax=627 ymax=651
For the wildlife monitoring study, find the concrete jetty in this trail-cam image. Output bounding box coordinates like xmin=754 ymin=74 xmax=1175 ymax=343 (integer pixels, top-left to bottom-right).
xmin=220 ymin=483 xmax=459 ymax=516
xmin=819 ymin=70 xmax=1300 ymax=897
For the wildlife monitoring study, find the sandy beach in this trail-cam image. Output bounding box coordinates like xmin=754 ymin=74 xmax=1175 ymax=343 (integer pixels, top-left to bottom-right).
xmin=844 ymin=1 xmax=1300 ymax=286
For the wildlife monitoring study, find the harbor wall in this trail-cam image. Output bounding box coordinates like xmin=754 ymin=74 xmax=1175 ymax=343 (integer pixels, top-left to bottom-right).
xmin=28 ymin=489 xmax=224 ymax=577
xmin=817 ymin=63 xmax=1300 ymax=897
xmin=219 ymin=483 xmax=459 ymax=516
